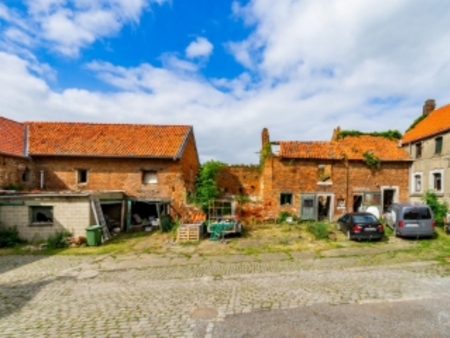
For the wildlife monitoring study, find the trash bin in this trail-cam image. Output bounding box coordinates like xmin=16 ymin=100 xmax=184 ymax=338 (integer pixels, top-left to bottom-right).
xmin=86 ymin=225 xmax=102 ymax=246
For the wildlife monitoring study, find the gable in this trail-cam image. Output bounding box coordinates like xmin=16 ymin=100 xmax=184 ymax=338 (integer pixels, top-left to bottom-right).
xmin=0 ymin=117 xmax=26 ymax=157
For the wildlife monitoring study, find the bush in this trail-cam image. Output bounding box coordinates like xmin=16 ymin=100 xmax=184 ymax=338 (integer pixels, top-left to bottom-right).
xmin=306 ymin=222 xmax=329 ymax=240
xmin=422 ymin=190 xmax=448 ymax=227
xmin=277 ymin=211 xmax=297 ymax=223
xmin=0 ymin=226 xmax=23 ymax=248
xmin=46 ymin=231 xmax=71 ymax=249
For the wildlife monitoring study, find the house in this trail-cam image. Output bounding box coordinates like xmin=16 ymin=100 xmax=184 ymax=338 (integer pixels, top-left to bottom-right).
xmin=402 ymin=99 xmax=450 ymax=205
xmin=0 ymin=118 xmax=200 ymax=241
xmin=226 ymin=128 xmax=411 ymax=222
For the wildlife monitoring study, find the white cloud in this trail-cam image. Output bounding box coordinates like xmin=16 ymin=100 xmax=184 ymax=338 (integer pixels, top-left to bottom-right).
xmin=0 ymin=0 xmax=167 ymax=57
xmin=185 ymin=37 xmax=214 ymax=59
xmin=2 ymin=1 xmax=450 ymax=164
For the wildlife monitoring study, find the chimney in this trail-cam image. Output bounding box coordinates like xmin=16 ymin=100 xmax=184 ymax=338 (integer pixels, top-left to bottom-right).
xmin=423 ymin=99 xmax=436 ymax=116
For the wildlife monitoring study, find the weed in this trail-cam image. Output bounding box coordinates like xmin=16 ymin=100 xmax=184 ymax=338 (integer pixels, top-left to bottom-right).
xmin=46 ymin=231 xmax=71 ymax=249
xmin=0 ymin=225 xmax=24 ymax=248
xmin=306 ymin=222 xmax=329 ymax=240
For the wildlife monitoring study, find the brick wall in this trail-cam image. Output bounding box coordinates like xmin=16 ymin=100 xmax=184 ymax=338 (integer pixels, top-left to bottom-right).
xmin=0 ymin=155 xmax=34 ymax=189
xmin=179 ymin=132 xmax=200 ymax=194
xmin=216 ymin=165 xmax=261 ymax=197
xmin=0 ymin=196 xmax=92 ymax=241
xmin=31 ymin=156 xmax=191 ymax=206
xmin=260 ymin=156 xmax=410 ymax=219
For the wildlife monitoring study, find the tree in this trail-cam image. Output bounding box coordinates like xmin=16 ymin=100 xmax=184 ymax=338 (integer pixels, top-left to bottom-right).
xmin=422 ymin=190 xmax=448 ymax=227
xmin=194 ymin=160 xmax=227 ymax=213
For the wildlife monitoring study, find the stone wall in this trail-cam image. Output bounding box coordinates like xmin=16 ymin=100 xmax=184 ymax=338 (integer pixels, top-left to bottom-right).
xmin=216 ymin=165 xmax=261 ymax=197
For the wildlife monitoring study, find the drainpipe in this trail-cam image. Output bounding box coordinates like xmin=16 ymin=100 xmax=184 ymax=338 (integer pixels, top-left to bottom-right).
xmin=346 ymin=159 xmax=349 ymax=213
xmin=39 ymin=170 xmax=45 ymax=189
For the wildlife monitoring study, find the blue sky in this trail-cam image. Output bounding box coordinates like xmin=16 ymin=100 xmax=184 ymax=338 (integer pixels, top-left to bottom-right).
xmin=1 ymin=0 xmax=450 ymax=163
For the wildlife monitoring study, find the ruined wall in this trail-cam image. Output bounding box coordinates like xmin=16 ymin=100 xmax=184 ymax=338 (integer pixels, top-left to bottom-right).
xmin=216 ymin=165 xmax=261 ymax=197
xmin=260 ymin=156 xmax=410 ymax=219
xmin=31 ymin=156 xmax=190 ymax=206
xmin=179 ymin=132 xmax=200 ymax=195
xmin=0 ymin=155 xmax=34 ymax=190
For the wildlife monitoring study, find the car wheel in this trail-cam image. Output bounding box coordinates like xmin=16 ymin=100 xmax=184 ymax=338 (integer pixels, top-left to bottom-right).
xmin=346 ymin=230 xmax=352 ymax=240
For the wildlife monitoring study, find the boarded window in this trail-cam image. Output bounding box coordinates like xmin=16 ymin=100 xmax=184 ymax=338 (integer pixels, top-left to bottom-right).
xmin=30 ymin=206 xmax=53 ymax=225
xmin=77 ymin=169 xmax=88 ymax=184
xmin=280 ymin=193 xmax=293 ymax=205
xmin=142 ymin=171 xmax=157 ymax=184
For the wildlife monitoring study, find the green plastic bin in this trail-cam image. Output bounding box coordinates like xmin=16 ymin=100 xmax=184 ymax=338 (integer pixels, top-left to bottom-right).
xmin=86 ymin=225 xmax=102 ymax=246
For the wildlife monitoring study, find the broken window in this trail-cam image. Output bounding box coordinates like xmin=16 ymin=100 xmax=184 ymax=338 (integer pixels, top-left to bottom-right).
xmin=280 ymin=193 xmax=293 ymax=205
xmin=318 ymin=164 xmax=332 ymax=182
xmin=415 ymin=143 xmax=422 ymax=159
xmin=77 ymin=169 xmax=88 ymax=184
xmin=30 ymin=206 xmax=53 ymax=225
xmin=142 ymin=170 xmax=157 ymax=184
xmin=363 ymin=192 xmax=381 ymax=206
xmin=337 ymin=198 xmax=345 ymax=208
xmin=433 ymin=172 xmax=442 ymax=191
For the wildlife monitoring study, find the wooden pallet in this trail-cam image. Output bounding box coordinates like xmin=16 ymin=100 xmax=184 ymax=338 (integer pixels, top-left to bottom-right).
xmin=177 ymin=224 xmax=202 ymax=242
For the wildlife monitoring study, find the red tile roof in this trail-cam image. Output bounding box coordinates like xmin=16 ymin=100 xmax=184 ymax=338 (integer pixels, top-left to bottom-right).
xmin=0 ymin=117 xmax=26 ymax=157
xmin=279 ymin=135 xmax=410 ymax=161
xmin=402 ymin=103 xmax=450 ymax=144
xmin=26 ymin=122 xmax=192 ymax=158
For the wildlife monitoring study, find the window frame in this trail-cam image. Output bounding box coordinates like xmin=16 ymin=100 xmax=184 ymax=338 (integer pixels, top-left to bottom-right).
xmin=29 ymin=205 xmax=54 ymax=226
xmin=142 ymin=170 xmax=158 ymax=184
xmin=429 ymin=169 xmax=444 ymax=193
xmin=76 ymin=169 xmax=88 ymax=184
xmin=280 ymin=192 xmax=293 ymax=206
xmin=411 ymin=172 xmax=423 ymax=194
xmin=435 ymin=136 xmax=443 ymax=154
xmin=415 ymin=142 xmax=422 ymax=159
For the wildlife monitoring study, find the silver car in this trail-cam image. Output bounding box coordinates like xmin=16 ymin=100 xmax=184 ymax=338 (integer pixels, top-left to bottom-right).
xmin=385 ymin=203 xmax=435 ymax=238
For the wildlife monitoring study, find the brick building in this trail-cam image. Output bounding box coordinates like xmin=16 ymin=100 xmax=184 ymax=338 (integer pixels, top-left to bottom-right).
xmin=0 ymin=118 xmax=200 ymax=240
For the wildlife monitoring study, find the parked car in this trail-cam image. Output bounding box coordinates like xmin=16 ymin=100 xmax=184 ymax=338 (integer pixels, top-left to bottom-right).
xmin=337 ymin=212 xmax=384 ymax=241
xmin=384 ymin=203 xmax=435 ymax=238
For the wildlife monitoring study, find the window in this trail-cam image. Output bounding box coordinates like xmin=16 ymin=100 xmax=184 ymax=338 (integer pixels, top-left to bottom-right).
xmin=77 ymin=169 xmax=88 ymax=184
xmin=30 ymin=206 xmax=53 ymax=225
xmin=318 ymin=164 xmax=332 ymax=182
xmin=403 ymin=207 xmax=432 ymax=220
xmin=435 ymin=137 xmax=443 ymax=154
xmin=21 ymin=167 xmax=30 ymax=183
xmin=415 ymin=143 xmax=422 ymax=159
xmin=337 ymin=198 xmax=345 ymax=208
xmin=280 ymin=193 xmax=293 ymax=205
xmin=433 ymin=172 xmax=442 ymax=191
xmin=414 ymin=174 xmax=422 ymax=193
xmin=142 ymin=170 xmax=157 ymax=184
xmin=363 ymin=192 xmax=381 ymax=206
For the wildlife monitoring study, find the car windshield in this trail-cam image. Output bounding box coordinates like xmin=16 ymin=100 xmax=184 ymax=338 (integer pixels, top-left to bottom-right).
xmin=403 ymin=208 xmax=432 ymax=220
xmin=352 ymin=214 xmax=378 ymax=223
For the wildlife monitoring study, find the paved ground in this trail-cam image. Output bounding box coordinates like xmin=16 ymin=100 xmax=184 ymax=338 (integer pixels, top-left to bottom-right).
xmin=1 ymin=253 xmax=450 ymax=337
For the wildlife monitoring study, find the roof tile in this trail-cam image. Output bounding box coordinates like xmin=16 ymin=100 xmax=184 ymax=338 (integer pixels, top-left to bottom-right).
xmin=26 ymin=122 xmax=192 ymax=158
xmin=0 ymin=117 xmax=26 ymax=157
xmin=402 ymin=103 xmax=450 ymax=144
xmin=279 ymin=135 xmax=409 ymax=161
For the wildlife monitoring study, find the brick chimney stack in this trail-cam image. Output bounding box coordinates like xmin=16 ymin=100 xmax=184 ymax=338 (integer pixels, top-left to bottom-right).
xmin=423 ymin=99 xmax=436 ymax=116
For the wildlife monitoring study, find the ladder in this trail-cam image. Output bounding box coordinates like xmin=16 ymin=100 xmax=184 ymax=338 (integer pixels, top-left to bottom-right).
xmin=91 ymin=198 xmax=111 ymax=242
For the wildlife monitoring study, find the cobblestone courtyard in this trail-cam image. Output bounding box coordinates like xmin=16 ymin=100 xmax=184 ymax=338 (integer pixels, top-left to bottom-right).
xmin=1 ymin=252 xmax=450 ymax=337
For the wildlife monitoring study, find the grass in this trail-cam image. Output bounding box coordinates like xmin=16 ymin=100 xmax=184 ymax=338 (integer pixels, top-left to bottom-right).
xmin=2 ymin=223 xmax=450 ymax=266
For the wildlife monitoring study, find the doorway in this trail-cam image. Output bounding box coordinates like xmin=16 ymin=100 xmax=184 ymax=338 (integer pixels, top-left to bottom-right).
xmin=353 ymin=194 xmax=363 ymax=212
xmin=382 ymin=189 xmax=396 ymax=212
xmin=318 ymin=195 xmax=332 ymax=221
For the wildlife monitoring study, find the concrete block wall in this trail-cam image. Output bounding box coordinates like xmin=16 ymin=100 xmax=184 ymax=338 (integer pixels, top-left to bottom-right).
xmin=0 ymin=196 xmax=92 ymax=242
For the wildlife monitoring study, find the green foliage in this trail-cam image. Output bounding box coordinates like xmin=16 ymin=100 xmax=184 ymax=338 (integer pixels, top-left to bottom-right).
xmin=338 ymin=130 xmax=402 ymax=140
xmin=194 ymin=160 xmax=227 ymax=213
xmin=422 ymin=190 xmax=448 ymax=227
xmin=0 ymin=225 xmax=23 ymax=248
xmin=46 ymin=231 xmax=71 ymax=249
xmin=306 ymin=222 xmax=329 ymax=240
xmin=406 ymin=115 xmax=427 ymax=132
xmin=362 ymin=151 xmax=381 ymax=169
xmin=169 ymin=218 xmax=181 ymax=234
xmin=277 ymin=211 xmax=297 ymax=223
xmin=259 ymin=142 xmax=272 ymax=171
xmin=3 ymin=183 xmax=23 ymax=191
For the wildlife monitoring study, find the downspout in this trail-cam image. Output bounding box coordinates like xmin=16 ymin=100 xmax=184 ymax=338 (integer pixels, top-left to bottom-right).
xmin=346 ymin=158 xmax=349 ymax=213
xmin=39 ymin=170 xmax=44 ymax=189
